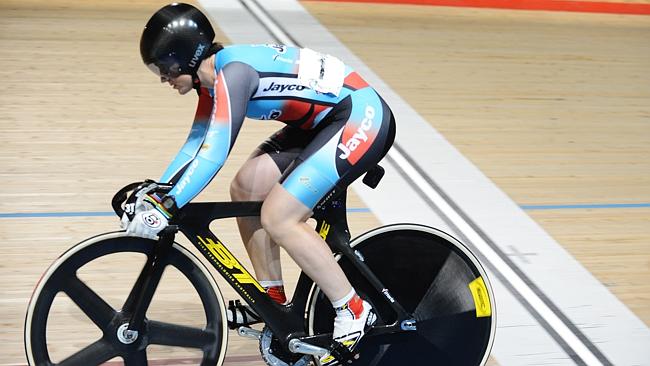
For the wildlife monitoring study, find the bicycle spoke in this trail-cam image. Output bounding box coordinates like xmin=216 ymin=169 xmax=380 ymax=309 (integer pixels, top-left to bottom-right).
xmin=122 ymin=258 xmax=151 ymax=313
xmin=148 ymin=320 xmax=216 ymax=349
xmin=122 ymin=258 xmax=166 ymax=315
xmin=63 ymin=276 xmax=116 ymax=330
xmin=58 ymin=338 xmax=117 ymax=366
xmin=123 ymin=349 xmax=148 ymax=366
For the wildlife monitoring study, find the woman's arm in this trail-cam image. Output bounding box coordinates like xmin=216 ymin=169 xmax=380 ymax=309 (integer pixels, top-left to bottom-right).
xmin=167 ymin=62 xmax=258 ymax=207
xmin=159 ymin=87 xmax=213 ymax=184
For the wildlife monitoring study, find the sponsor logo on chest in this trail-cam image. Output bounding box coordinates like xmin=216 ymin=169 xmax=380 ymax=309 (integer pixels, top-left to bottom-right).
xmin=253 ymin=77 xmax=311 ymax=99
xmin=262 ymin=81 xmax=307 ymax=93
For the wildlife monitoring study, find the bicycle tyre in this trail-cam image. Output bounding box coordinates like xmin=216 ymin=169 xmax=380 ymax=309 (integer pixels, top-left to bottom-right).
xmin=306 ymin=224 xmax=496 ymax=366
xmin=24 ymin=231 xmax=228 ymax=366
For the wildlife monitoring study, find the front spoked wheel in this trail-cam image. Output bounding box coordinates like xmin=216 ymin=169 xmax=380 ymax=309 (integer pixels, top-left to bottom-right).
xmin=307 ymin=224 xmax=496 ymax=365
xmin=24 ymin=232 xmax=228 ymax=366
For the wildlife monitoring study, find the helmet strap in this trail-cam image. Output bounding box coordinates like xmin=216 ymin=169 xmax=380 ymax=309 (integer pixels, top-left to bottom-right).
xmin=192 ymin=73 xmax=202 ymax=94
xmin=192 ymin=43 xmax=223 ymax=95
xmin=205 ymin=42 xmax=224 ymax=57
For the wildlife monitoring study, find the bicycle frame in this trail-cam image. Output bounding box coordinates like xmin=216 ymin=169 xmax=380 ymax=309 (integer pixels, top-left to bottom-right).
xmin=125 ymin=189 xmax=412 ymax=351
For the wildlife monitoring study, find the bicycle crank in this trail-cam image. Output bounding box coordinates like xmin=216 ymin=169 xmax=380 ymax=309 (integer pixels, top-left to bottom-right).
xmin=259 ymin=326 xmax=311 ymax=366
xmin=288 ymin=339 xmax=328 ymax=357
xmin=237 ymin=326 xmax=262 ymax=340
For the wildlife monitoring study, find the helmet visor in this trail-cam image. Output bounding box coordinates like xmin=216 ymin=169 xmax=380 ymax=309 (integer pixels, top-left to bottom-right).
xmin=146 ymin=61 xmax=182 ymax=81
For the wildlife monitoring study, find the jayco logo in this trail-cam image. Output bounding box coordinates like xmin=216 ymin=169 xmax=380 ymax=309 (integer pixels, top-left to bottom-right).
xmin=338 ymin=105 xmax=375 ymax=160
xmin=262 ymin=82 xmax=307 ymax=93
xmin=176 ymin=159 xmax=199 ymax=194
xmin=188 ymin=44 xmax=206 ymax=68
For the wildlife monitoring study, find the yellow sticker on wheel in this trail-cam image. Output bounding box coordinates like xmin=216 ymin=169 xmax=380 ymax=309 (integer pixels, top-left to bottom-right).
xmin=469 ymin=277 xmax=492 ymax=317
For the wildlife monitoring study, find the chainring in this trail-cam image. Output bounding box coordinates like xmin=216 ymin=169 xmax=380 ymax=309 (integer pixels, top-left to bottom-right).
xmin=259 ymin=326 xmax=312 ymax=366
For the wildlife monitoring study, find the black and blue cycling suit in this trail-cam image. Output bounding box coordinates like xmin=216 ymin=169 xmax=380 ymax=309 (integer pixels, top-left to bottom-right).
xmin=160 ymin=44 xmax=395 ymax=209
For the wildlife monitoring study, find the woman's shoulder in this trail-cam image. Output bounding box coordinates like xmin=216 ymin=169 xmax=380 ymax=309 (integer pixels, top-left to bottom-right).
xmin=216 ymin=44 xmax=300 ymax=72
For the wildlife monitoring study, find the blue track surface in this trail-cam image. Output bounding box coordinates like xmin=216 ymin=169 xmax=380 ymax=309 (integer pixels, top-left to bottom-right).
xmin=0 ymin=208 xmax=371 ymax=218
xmin=1 ymin=203 xmax=648 ymax=219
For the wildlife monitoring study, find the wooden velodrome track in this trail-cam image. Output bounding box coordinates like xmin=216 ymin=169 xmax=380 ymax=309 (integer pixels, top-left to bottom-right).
xmin=1 ymin=0 xmax=648 ymax=365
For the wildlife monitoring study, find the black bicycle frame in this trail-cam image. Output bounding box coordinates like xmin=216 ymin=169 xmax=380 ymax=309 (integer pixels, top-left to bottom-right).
xmin=123 ymin=187 xmax=411 ymax=350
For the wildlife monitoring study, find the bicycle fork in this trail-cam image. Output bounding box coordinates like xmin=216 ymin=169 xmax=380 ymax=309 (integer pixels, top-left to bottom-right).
xmin=120 ymin=228 xmax=178 ymax=343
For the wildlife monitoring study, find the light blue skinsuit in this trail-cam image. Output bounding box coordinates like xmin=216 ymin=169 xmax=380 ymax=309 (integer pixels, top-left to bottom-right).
xmin=160 ymin=44 xmax=395 ymax=210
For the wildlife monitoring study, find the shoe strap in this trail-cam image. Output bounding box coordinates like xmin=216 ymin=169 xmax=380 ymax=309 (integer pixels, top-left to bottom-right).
xmin=227 ymin=299 xmax=261 ymax=329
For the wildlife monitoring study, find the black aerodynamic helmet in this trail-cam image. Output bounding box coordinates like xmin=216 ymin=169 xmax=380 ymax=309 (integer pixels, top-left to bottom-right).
xmin=140 ymin=3 xmax=215 ymax=79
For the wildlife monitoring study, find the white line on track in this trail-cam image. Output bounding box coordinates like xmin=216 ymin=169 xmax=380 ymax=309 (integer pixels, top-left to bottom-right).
xmin=388 ymin=147 xmax=603 ymax=366
xmin=198 ymin=0 xmax=631 ymax=364
xmin=239 ymin=0 xmax=294 ymax=45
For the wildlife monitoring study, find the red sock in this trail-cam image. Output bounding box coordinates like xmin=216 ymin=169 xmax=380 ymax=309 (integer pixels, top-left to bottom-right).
xmin=266 ymin=285 xmax=287 ymax=304
xmin=347 ymin=294 xmax=364 ymax=319
xmin=334 ymin=291 xmax=364 ymax=319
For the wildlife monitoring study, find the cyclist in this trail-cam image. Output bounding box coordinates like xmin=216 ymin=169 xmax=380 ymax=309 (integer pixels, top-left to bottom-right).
xmin=125 ymin=3 xmax=395 ymax=364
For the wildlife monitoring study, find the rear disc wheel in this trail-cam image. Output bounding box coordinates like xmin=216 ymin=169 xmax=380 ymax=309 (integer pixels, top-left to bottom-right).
xmin=307 ymin=224 xmax=496 ymax=365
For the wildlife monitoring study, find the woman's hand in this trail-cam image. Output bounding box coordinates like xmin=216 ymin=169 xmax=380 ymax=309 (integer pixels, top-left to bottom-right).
xmin=125 ymin=207 xmax=169 ymax=239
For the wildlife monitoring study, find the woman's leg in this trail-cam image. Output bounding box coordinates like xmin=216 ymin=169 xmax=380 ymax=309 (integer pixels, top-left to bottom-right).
xmin=230 ymin=126 xmax=318 ymax=306
xmin=230 ymin=152 xmax=283 ymax=283
xmin=260 ymin=183 xmax=352 ymax=302
xmin=260 ymin=88 xmax=395 ymax=363
xmin=261 ymin=183 xmax=375 ymax=366
xmin=259 ymin=90 xmax=395 ymax=301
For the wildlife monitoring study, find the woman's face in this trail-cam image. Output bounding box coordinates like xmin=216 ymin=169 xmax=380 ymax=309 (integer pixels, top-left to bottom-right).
xmin=162 ymin=74 xmax=193 ymax=95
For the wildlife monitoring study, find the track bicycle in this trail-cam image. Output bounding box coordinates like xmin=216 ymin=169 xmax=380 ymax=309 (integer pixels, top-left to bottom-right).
xmin=24 ymin=166 xmax=496 ymax=365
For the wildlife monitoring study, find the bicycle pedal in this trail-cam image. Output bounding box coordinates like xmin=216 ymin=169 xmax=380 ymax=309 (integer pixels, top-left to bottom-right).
xmin=227 ymin=300 xmax=262 ymax=330
xmin=328 ymin=341 xmax=357 ymax=364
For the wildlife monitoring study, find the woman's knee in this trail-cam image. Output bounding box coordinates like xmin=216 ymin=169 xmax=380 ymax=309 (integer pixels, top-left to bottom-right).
xmin=230 ymin=171 xmax=252 ymax=201
xmin=260 ymin=205 xmax=289 ymax=242
xmin=230 ymin=154 xmax=281 ymax=201
xmin=260 ymin=185 xmax=311 ymax=242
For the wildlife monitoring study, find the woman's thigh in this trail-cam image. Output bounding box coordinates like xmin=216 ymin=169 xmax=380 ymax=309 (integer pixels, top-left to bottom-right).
xmin=231 ymin=126 xmax=318 ymax=200
xmin=278 ymin=88 xmax=396 ymax=211
xmin=230 ymin=152 xmax=282 ymax=201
